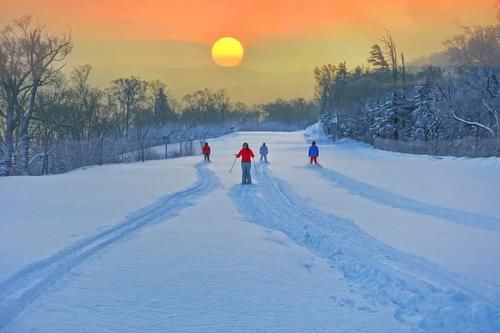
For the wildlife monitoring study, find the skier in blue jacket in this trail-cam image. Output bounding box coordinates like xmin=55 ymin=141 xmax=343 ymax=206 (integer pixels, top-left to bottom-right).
xmin=259 ymin=143 xmax=269 ymax=163
xmin=309 ymin=141 xmax=319 ymax=164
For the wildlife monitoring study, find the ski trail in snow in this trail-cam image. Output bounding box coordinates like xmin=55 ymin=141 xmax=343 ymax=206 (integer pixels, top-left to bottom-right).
xmin=0 ymin=163 xmax=218 ymax=331
xmin=308 ymin=166 xmax=500 ymax=230
xmin=230 ymin=164 xmax=500 ymax=333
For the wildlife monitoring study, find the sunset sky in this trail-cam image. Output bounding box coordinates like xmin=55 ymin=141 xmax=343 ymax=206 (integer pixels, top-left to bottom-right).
xmin=0 ymin=0 xmax=496 ymax=103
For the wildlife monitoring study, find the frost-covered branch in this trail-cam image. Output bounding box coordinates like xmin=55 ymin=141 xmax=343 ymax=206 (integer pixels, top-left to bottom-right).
xmin=437 ymin=82 xmax=495 ymax=136
xmin=450 ymin=110 xmax=495 ymax=136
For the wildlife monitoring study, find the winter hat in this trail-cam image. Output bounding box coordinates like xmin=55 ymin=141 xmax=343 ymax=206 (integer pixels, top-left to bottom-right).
xmin=243 ymin=142 xmax=249 ymax=148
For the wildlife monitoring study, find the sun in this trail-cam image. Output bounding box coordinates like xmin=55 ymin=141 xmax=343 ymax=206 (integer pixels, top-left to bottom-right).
xmin=211 ymin=37 xmax=244 ymax=67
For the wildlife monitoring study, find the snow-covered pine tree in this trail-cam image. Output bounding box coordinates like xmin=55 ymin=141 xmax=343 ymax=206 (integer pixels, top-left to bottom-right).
xmin=411 ymin=83 xmax=442 ymax=142
xmin=369 ymin=91 xmax=414 ymax=141
xmin=319 ymin=110 xmax=337 ymax=139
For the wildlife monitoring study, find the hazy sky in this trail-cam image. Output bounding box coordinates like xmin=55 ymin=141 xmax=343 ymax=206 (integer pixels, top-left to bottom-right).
xmin=0 ymin=0 xmax=496 ymax=103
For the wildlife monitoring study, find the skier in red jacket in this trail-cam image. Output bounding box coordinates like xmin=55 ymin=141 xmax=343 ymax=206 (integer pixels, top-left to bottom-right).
xmin=235 ymin=142 xmax=254 ymax=185
xmin=202 ymin=142 xmax=211 ymax=162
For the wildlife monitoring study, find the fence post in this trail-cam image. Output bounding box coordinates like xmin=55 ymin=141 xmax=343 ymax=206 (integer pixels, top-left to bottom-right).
xmin=99 ymin=136 xmax=104 ymax=166
xmin=163 ymin=136 xmax=169 ymax=159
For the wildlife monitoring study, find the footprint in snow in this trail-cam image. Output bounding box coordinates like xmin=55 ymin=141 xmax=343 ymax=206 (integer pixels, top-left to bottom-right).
xmin=330 ymin=297 xmax=356 ymax=307
xmin=357 ymin=305 xmax=377 ymax=313
xmin=303 ymin=263 xmax=314 ymax=272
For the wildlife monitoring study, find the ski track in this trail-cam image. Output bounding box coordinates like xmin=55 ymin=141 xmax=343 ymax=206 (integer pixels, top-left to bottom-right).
xmin=0 ymin=163 xmax=218 ymax=331
xmin=230 ymin=164 xmax=500 ymax=333
xmin=307 ymin=166 xmax=500 ymax=230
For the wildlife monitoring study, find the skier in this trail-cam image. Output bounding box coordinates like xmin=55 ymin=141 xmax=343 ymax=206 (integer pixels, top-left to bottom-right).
xmin=308 ymin=141 xmax=319 ymax=165
xmin=202 ymin=142 xmax=211 ymax=162
xmin=259 ymin=142 xmax=269 ymax=163
xmin=235 ymin=142 xmax=254 ymax=185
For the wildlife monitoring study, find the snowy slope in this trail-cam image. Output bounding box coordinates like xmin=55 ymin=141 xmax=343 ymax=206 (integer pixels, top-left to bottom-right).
xmin=0 ymin=159 xmax=197 ymax=282
xmin=1 ymin=131 xmax=499 ymax=332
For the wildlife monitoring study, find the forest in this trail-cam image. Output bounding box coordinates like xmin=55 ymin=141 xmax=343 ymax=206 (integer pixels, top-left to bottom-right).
xmin=1 ymin=4 xmax=500 ymax=176
xmin=314 ymin=12 xmax=500 ymax=157
xmin=0 ymin=17 xmax=317 ymax=176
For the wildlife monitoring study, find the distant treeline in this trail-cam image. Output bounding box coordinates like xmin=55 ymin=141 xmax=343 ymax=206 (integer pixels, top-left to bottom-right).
xmin=2 ymin=6 xmax=499 ymax=177
xmin=314 ymin=4 xmax=500 ymax=157
xmin=0 ymin=16 xmax=317 ymax=176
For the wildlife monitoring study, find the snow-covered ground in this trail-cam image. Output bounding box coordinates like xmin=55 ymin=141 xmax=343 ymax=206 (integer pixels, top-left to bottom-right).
xmin=1 ymin=131 xmax=499 ymax=332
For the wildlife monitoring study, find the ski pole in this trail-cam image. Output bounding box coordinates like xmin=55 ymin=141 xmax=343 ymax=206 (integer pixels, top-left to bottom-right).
xmin=229 ymin=156 xmax=238 ymax=174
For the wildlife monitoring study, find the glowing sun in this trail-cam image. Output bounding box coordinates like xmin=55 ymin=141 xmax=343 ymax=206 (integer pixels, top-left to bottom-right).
xmin=211 ymin=37 xmax=244 ymax=67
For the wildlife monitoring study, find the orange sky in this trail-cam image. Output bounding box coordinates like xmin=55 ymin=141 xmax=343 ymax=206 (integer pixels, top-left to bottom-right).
xmin=1 ymin=0 xmax=495 ymax=42
xmin=0 ymin=0 xmax=496 ymax=102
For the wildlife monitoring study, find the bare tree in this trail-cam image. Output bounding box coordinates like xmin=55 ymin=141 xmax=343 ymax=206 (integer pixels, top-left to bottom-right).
xmin=111 ymin=77 xmax=148 ymax=138
xmin=401 ymin=52 xmax=406 ymax=88
xmin=213 ymin=89 xmax=230 ymax=122
xmin=181 ymin=88 xmax=218 ymax=124
xmin=14 ymin=17 xmax=72 ymax=174
xmin=70 ymin=65 xmax=93 ymax=139
xmin=482 ymin=71 xmax=500 ymax=142
xmin=445 ymin=25 xmax=500 ymax=68
xmin=193 ymin=88 xmax=214 ymax=123
xmin=31 ymin=74 xmax=71 ymax=174
xmin=314 ymin=64 xmax=337 ymax=114
xmin=382 ymin=31 xmax=399 ymax=86
xmin=0 ymin=17 xmax=31 ymax=175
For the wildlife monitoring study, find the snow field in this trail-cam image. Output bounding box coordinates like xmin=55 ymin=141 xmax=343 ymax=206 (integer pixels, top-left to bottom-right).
xmin=1 ymin=130 xmax=499 ymax=332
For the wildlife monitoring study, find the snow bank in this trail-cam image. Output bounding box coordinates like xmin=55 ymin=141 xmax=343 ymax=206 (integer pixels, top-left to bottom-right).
xmin=304 ymin=122 xmax=331 ymax=143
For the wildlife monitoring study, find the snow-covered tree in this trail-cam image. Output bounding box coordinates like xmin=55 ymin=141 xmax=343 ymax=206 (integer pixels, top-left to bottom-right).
xmin=369 ymin=91 xmax=414 ymax=141
xmin=411 ymin=83 xmax=443 ymax=142
xmin=0 ymin=16 xmax=72 ymax=175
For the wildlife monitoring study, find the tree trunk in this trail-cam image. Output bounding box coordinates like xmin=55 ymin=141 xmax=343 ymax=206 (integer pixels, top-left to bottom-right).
xmin=335 ymin=111 xmax=340 ymax=141
xmin=125 ymin=104 xmax=130 ymax=138
xmin=98 ymin=135 xmax=104 ymax=166
xmin=401 ymin=53 xmax=406 ymax=88
xmin=1 ymin=101 xmax=17 ymax=176
xmin=140 ymin=139 xmax=145 ymax=162
xmin=20 ymin=132 xmax=31 ymax=175
xmin=475 ymin=126 xmax=480 ymax=156
xmin=42 ymin=132 xmax=51 ymax=175
xmin=1 ymin=128 xmax=15 ymax=176
xmin=19 ymin=84 xmax=38 ymax=175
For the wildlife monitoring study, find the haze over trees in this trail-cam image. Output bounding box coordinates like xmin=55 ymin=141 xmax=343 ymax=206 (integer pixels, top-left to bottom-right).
xmin=314 ymin=6 xmax=500 ymax=157
xmin=0 ymin=17 xmax=316 ymax=175
xmin=1 ymin=4 xmax=499 ymax=176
